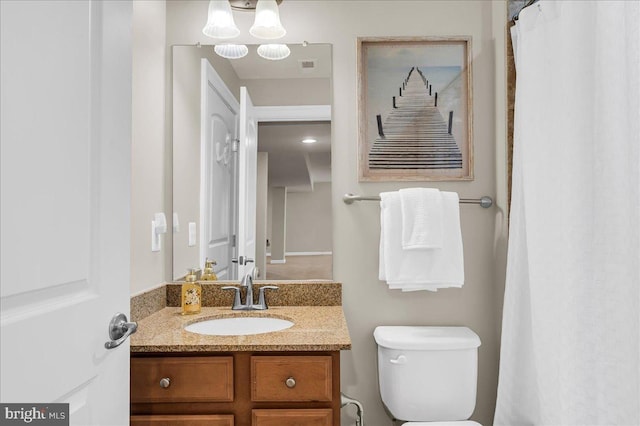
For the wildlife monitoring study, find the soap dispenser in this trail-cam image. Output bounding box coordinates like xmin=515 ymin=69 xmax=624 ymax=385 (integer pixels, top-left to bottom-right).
xmin=181 ymin=268 xmax=201 ymax=315
xmin=200 ymin=258 xmax=218 ymax=281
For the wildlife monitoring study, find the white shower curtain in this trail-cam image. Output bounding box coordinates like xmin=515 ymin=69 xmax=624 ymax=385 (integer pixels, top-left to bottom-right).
xmin=495 ymin=1 xmax=640 ymax=425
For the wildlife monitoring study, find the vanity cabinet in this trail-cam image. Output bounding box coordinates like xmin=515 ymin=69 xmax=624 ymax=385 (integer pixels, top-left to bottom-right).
xmin=130 ymin=352 xmax=340 ymax=426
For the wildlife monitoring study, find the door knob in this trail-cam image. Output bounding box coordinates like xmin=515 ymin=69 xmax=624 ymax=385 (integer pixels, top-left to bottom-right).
xmin=104 ymin=313 xmax=138 ymax=349
xmin=232 ymin=256 xmax=254 ymax=265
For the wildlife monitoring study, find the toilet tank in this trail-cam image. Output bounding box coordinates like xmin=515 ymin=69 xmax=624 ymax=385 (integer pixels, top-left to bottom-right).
xmin=374 ymin=326 xmax=481 ymax=422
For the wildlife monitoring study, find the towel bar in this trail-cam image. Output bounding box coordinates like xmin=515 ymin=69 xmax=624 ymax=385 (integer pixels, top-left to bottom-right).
xmin=342 ymin=193 xmax=493 ymax=208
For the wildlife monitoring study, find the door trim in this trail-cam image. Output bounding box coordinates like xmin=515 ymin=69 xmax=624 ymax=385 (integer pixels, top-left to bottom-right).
xmin=254 ymin=105 xmax=331 ymax=122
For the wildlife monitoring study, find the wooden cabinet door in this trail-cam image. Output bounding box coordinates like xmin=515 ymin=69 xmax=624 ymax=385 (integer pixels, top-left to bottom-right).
xmin=251 ymin=356 xmax=332 ymax=402
xmin=252 ymin=409 xmax=332 ymax=426
xmin=131 ymin=356 xmax=233 ymax=403
xmin=131 ymin=414 xmax=234 ymax=426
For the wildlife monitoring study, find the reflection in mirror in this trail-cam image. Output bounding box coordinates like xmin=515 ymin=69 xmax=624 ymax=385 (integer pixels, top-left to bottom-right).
xmin=172 ymin=44 xmax=332 ymax=282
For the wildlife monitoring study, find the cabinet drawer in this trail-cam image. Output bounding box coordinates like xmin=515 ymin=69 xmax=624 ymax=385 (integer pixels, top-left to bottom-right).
xmin=252 ymin=409 xmax=332 ymax=426
xmin=251 ymin=356 xmax=332 ymax=402
xmin=131 ymin=414 xmax=234 ymax=426
xmin=131 ymin=357 xmax=233 ymax=403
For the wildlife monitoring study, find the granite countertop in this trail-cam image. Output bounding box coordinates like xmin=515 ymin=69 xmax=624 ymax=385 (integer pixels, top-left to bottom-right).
xmin=130 ymin=305 xmax=351 ymax=353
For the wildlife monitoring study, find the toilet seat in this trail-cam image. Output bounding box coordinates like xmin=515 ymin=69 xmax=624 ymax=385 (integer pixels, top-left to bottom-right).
xmin=403 ymin=421 xmax=482 ymax=426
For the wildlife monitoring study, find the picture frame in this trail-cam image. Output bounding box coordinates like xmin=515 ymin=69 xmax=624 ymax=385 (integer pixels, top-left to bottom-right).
xmin=357 ymin=36 xmax=473 ymax=181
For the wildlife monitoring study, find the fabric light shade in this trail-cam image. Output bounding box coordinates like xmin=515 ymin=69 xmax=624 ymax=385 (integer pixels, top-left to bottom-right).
xmin=202 ymin=0 xmax=240 ymax=39
xmin=256 ymin=44 xmax=290 ymax=60
xmin=249 ymin=0 xmax=286 ymax=39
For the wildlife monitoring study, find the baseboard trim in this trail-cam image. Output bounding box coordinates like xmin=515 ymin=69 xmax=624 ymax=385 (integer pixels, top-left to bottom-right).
xmin=285 ymin=251 xmax=333 ymax=256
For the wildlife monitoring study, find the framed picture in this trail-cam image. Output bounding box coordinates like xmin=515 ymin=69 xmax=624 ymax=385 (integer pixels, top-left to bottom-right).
xmin=357 ymin=37 xmax=473 ymax=181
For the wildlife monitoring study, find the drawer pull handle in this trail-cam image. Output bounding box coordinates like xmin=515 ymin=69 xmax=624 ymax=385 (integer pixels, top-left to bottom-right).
xmin=159 ymin=377 xmax=171 ymax=389
xmin=285 ymin=377 xmax=296 ymax=388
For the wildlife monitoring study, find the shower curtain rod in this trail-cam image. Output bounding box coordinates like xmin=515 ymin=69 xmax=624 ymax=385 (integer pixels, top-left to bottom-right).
xmin=342 ymin=193 xmax=494 ymax=208
xmin=512 ymin=0 xmax=540 ymax=22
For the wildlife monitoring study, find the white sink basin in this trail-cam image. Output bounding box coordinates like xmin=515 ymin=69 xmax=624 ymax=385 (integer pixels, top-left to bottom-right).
xmin=184 ymin=317 xmax=294 ymax=336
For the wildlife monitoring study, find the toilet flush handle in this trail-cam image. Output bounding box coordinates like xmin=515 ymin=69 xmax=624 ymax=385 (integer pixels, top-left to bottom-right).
xmin=389 ymin=355 xmax=407 ymax=365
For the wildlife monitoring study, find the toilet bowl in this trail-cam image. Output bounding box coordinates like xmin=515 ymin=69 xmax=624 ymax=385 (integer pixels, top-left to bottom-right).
xmin=374 ymin=326 xmax=482 ymax=425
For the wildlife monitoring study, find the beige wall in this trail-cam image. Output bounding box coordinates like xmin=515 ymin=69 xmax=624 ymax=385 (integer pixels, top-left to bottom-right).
xmin=131 ymin=0 xmax=167 ymax=294
xmin=159 ymin=2 xmax=509 ymax=425
xmin=286 ymin=183 xmax=333 ymax=253
xmin=270 ymin=187 xmax=287 ymax=261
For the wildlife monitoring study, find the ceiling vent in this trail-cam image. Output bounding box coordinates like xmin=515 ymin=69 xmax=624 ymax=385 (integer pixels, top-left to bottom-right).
xmin=298 ymin=59 xmax=317 ymax=73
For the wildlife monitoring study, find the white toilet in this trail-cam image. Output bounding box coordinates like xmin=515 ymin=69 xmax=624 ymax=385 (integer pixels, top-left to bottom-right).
xmin=374 ymin=326 xmax=482 ymax=426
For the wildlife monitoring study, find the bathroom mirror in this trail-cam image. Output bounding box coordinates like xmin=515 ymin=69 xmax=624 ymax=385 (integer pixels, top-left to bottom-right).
xmin=172 ymin=44 xmax=332 ymax=282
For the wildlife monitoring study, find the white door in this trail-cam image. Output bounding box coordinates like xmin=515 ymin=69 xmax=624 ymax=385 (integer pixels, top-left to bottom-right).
xmin=200 ymin=60 xmax=239 ymax=280
xmin=237 ymin=87 xmax=258 ymax=278
xmin=1 ymin=1 xmax=132 ymax=424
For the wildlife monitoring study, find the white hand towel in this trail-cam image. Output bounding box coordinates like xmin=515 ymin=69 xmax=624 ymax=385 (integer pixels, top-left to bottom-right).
xmin=378 ymin=191 xmax=397 ymax=283
xmin=399 ymin=187 xmax=443 ymax=249
xmin=379 ymin=191 xmax=464 ymax=291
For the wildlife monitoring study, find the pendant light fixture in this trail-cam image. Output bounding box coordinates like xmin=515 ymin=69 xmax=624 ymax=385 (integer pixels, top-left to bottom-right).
xmin=214 ymin=44 xmax=249 ymax=59
xmin=203 ymin=0 xmax=289 ymax=61
xmin=202 ymin=0 xmax=241 ymax=39
xmin=202 ymin=1 xmax=247 ymax=59
xmin=256 ymin=43 xmax=290 ymax=61
xmin=250 ymin=0 xmax=286 ymax=39
xmin=251 ymin=0 xmax=288 ymax=61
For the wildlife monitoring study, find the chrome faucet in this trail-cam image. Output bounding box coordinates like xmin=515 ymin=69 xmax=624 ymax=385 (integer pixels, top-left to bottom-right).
xmin=222 ymin=267 xmax=278 ymax=310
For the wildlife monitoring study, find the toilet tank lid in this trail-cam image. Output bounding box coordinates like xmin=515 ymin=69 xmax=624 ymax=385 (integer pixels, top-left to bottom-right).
xmin=374 ymin=326 xmax=481 ymax=350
